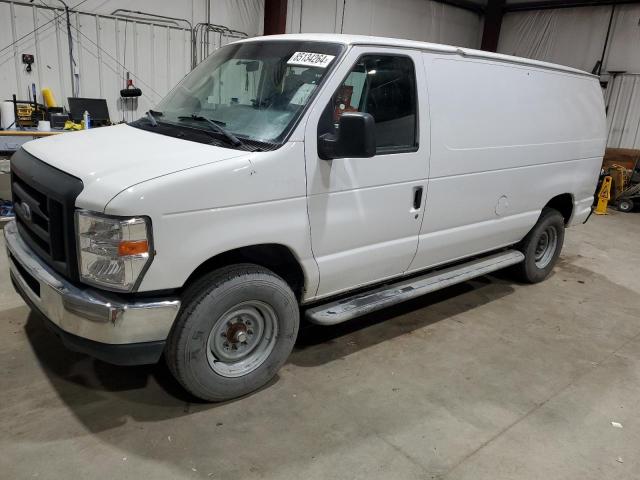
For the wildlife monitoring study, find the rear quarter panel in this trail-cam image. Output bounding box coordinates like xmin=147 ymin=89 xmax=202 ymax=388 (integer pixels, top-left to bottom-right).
xmin=409 ymin=53 xmax=606 ymax=272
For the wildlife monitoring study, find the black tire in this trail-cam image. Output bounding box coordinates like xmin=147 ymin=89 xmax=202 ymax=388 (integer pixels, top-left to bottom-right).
xmin=166 ymin=264 xmax=299 ymax=402
xmin=512 ymin=208 xmax=565 ymax=284
xmin=617 ymin=199 xmax=634 ymax=213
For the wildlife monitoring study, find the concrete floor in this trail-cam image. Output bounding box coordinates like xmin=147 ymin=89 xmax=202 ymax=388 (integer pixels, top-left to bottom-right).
xmin=2 ymin=211 xmax=640 ymax=480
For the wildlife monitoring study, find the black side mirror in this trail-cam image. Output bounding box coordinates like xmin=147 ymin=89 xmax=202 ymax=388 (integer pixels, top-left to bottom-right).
xmin=318 ymin=112 xmax=376 ymax=160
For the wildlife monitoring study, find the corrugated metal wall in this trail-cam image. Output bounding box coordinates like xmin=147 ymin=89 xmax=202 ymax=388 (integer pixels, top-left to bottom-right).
xmin=498 ymin=5 xmax=640 ymax=74
xmin=286 ymin=0 xmax=483 ymax=48
xmin=605 ymin=73 xmax=640 ymax=149
xmin=0 ymin=0 xmax=244 ymax=122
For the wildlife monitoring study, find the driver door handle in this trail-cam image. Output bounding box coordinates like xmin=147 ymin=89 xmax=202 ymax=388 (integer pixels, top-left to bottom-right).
xmin=413 ymin=186 xmax=423 ymax=210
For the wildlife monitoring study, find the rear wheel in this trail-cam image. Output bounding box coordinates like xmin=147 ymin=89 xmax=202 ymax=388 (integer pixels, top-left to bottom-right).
xmin=166 ymin=264 xmax=299 ymax=401
xmin=512 ymin=208 xmax=565 ymax=283
xmin=617 ymin=199 xmax=634 ymax=213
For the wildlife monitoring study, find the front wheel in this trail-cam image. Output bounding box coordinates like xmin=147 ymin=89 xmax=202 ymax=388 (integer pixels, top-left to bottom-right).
xmin=617 ymin=199 xmax=634 ymax=213
xmin=166 ymin=264 xmax=299 ymax=401
xmin=512 ymin=208 xmax=565 ymax=283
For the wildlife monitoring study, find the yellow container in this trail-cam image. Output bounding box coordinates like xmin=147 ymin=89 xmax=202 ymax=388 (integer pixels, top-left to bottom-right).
xmin=41 ymin=88 xmax=57 ymax=108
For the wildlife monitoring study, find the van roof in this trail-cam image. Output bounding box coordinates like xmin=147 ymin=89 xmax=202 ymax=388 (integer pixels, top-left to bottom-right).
xmin=238 ymin=33 xmax=594 ymax=78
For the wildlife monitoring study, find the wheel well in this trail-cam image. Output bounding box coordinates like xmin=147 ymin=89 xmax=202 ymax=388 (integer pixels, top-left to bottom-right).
xmin=545 ymin=194 xmax=573 ymax=224
xmin=184 ymin=244 xmax=305 ymax=299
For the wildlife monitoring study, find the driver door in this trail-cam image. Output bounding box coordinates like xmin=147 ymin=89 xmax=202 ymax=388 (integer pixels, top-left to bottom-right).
xmin=304 ymin=46 xmax=429 ymax=299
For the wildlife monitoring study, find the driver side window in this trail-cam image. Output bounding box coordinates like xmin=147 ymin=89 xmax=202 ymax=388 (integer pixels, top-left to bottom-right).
xmin=319 ymin=54 xmax=418 ymax=154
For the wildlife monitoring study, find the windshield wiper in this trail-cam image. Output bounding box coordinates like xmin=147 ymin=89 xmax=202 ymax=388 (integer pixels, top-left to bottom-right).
xmin=178 ymin=114 xmax=243 ymax=147
xmin=145 ymin=110 xmax=160 ymax=127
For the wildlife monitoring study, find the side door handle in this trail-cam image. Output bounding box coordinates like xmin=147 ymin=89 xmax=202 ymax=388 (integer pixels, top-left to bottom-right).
xmin=413 ymin=186 xmax=424 ymax=210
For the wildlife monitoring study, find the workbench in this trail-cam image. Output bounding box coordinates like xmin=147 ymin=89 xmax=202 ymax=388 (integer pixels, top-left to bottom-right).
xmin=0 ymin=130 xmax=66 ymax=205
xmin=0 ymin=129 xmax=65 ymax=157
xmin=0 ymin=130 xmax=63 ymax=136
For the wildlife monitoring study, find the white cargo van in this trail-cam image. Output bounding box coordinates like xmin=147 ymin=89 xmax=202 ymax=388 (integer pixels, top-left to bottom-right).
xmin=6 ymin=34 xmax=606 ymax=401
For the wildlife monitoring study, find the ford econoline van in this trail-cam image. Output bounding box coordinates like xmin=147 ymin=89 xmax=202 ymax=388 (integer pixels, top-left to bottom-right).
xmin=6 ymin=34 xmax=606 ymax=401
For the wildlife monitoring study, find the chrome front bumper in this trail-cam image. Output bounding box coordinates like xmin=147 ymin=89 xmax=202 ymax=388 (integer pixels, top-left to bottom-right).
xmin=5 ymin=220 xmax=180 ymax=347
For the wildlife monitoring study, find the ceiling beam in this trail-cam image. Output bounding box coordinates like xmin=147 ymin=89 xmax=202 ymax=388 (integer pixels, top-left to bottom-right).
xmin=431 ymin=0 xmax=486 ymax=15
xmin=505 ymin=0 xmax=640 ymax=12
xmin=433 ymin=0 xmax=640 ymax=17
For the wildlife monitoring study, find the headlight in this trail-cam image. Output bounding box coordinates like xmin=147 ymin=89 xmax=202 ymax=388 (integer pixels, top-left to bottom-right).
xmin=76 ymin=211 xmax=153 ymax=292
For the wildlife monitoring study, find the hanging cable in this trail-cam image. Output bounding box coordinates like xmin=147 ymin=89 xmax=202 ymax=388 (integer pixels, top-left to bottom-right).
xmin=5 ymin=0 xmax=175 ymax=124
xmin=70 ymin=22 xmax=163 ymax=98
xmin=36 ymin=8 xmax=164 ymax=100
xmin=35 ymin=0 xmax=78 ymax=97
xmin=0 ymin=0 xmax=91 ymax=55
xmin=595 ymin=5 xmax=616 ymax=77
xmin=2 ymin=0 xmax=162 ymax=99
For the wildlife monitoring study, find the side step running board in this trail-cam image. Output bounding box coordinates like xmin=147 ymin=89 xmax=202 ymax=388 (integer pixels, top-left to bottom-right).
xmin=306 ymin=250 xmax=525 ymax=325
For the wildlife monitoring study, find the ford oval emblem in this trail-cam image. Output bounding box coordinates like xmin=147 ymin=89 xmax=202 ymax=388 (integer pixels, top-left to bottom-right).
xmin=22 ymin=202 xmax=32 ymax=221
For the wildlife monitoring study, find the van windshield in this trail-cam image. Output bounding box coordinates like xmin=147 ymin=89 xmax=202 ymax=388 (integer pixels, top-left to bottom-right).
xmin=151 ymin=41 xmax=343 ymax=146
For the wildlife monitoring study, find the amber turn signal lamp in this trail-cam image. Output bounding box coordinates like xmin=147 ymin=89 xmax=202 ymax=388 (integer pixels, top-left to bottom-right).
xmin=118 ymin=240 xmax=149 ymax=256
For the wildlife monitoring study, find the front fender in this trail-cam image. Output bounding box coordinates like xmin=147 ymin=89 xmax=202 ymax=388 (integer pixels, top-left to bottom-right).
xmin=104 ymin=142 xmax=319 ymax=297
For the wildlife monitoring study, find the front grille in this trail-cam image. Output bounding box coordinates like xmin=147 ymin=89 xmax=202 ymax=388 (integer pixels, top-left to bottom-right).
xmin=10 ymin=148 xmax=83 ymax=281
xmin=9 ymin=252 xmax=40 ymax=297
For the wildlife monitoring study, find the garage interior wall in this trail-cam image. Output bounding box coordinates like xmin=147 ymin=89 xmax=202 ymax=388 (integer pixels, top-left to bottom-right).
xmin=604 ymin=73 xmax=640 ymax=149
xmin=497 ymin=5 xmax=640 ymax=148
xmin=285 ymin=0 xmax=483 ymax=48
xmin=0 ymin=0 xmax=264 ymax=122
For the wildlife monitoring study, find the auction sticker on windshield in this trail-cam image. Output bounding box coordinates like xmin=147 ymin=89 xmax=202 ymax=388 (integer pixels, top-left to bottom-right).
xmin=287 ymin=52 xmax=335 ymax=68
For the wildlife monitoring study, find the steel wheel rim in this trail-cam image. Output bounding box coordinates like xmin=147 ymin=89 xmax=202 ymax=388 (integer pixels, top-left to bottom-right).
xmin=207 ymin=300 xmax=278 ymax=378
xmin=534 ymin=225 xmax=558 ymax=269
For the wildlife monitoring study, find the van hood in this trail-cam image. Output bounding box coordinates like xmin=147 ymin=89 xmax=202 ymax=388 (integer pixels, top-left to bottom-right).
xmin=22 ymin=124 xmax=248 ymax=211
